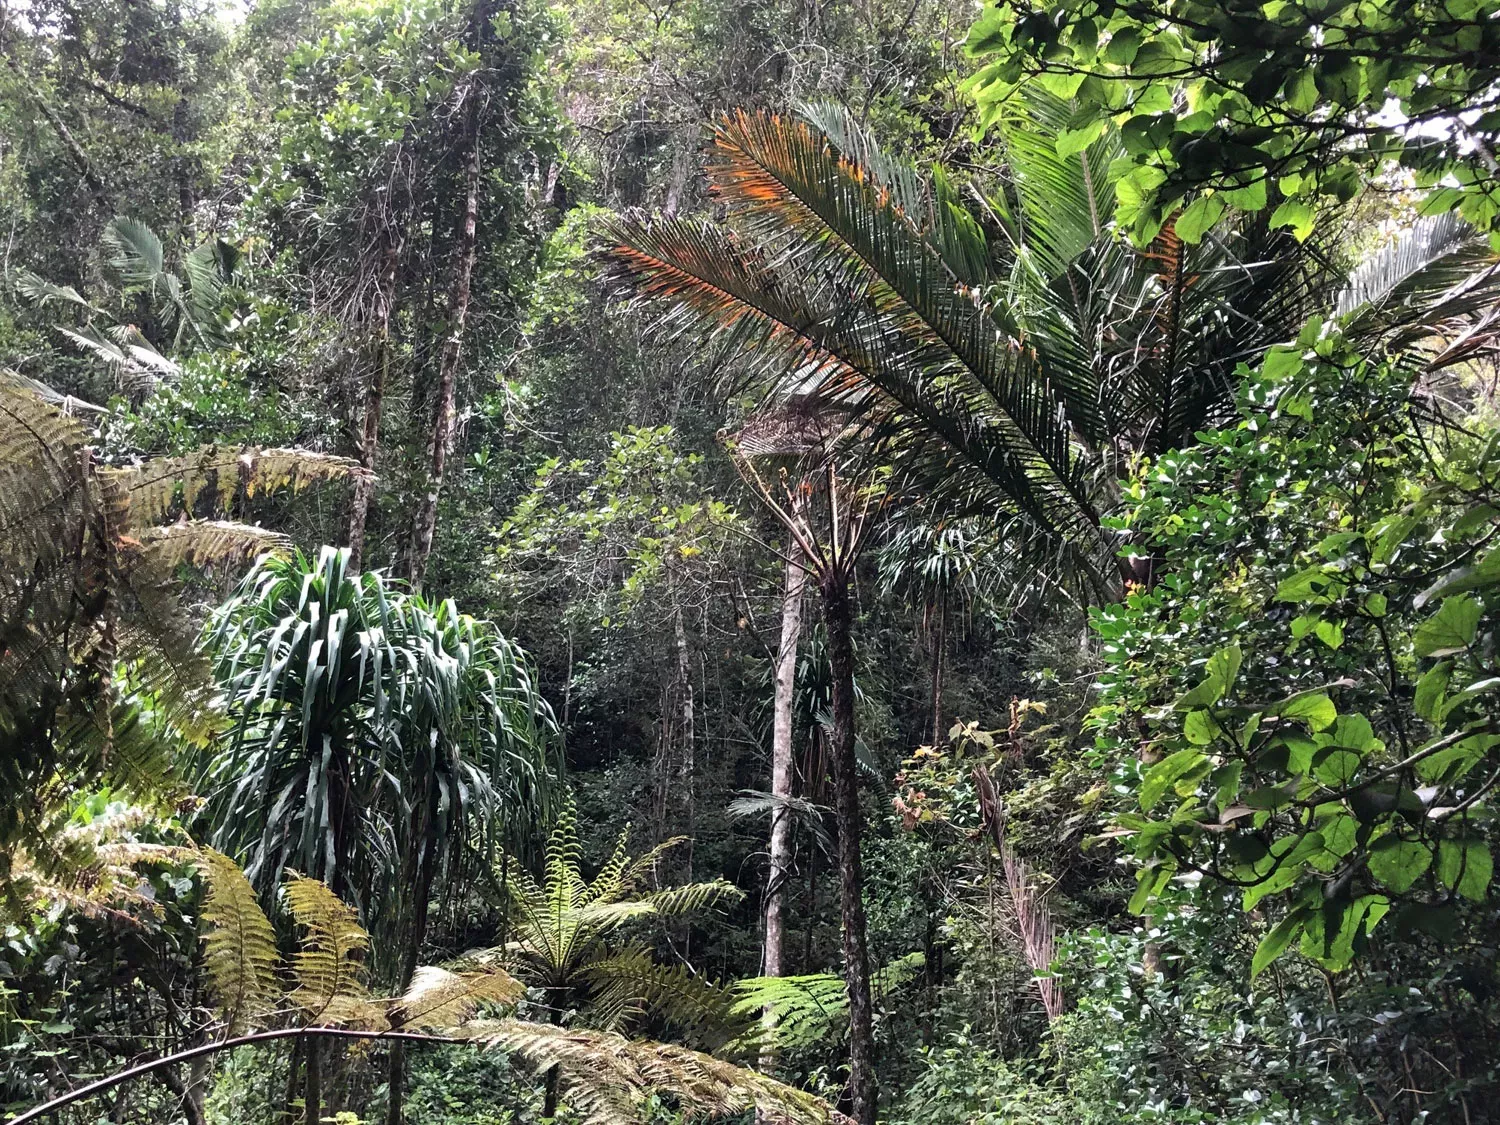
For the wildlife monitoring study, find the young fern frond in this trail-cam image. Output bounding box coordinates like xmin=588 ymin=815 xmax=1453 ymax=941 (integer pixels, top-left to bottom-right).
xmin=196 ymin=847 xmax=281 ymax=1035
xmin=730 ymin=952 xmax=926 ymax=1051
xmin=285 ymin=875 xmax=384 ymax=1027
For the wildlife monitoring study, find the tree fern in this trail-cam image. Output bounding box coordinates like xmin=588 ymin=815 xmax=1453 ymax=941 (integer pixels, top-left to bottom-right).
xmin=285 ymin=874 xmax=384 ymax=1027
xmin=196 ymin=847 xmax=281 ymax=1035
xmin=461 ymin=1019 xmax=834 ymax=1125
xmin=730 ymin=952 xmax=925 ymax=1052
xmin=394 ymin=965 xmax=525 ymax=1030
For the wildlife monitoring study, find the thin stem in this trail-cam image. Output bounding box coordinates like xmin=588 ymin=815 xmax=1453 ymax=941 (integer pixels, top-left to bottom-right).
xmin=11 ymin=1028 xmax=462 ymax=1125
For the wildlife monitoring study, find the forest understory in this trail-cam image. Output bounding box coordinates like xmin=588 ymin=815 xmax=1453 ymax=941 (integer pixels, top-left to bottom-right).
xmin=4 ymin=1 xmax=1500 ymax=1123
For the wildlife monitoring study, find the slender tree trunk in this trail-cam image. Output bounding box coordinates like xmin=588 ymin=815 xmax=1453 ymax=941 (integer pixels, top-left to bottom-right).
xmin=406 ymin=64 xmax=484 ymax=590
xmin=760 ymin=554 xmax=805 ymax=1086
xmin=387 ymin=787 xmax=441 ymax=1125
xmin=928 ymin=600 xmax=947 ymax=747
xmin=303 ymin=1038 xmax=321 ymax=1125
xmin=673 ymin=590 xmax=696 ymax=885
xmin=348 ymin=235 xmax=399 ymax=571
xmin=764 ymin=553 xmax=805 ymax=977
xmin=819 ymin=572 xmax=876 ymax=1125
xmin=280 ymin=1038 xmax=303 ymax=1125
xmin=541 ymin=1002 xmax=564 ymax=1118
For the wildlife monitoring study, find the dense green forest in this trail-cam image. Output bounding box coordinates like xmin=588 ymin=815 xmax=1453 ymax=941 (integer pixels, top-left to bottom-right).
xmin=4 ymin=0 xmax=1500 ymax=1122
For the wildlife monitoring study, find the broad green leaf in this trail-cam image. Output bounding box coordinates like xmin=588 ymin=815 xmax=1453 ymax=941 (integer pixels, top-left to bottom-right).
xmin=1413 ymin=661 xmax=1451 ymax=721
xmin=1252 ymin=907 xmax=1308 ymax=977
xmin=1436 ymin=839 xmax=1492 ymax=901
xmin=1140 ymin=748 xmax=1209 ymax=810
xmin=1272 ymin=691 xmax=1336 ymax=732
xmin=1128 ymin=864 xmax=1174 ymax=914
xmin=1412 ymin=595 xmax=1480 ymax=656
xmin=1275 ymin=565 xmax=1327 ymax=603
xmin=1174 ymin=193 xmax=1225 ymax=244
xmin=1368 ymin=836 xmax=1432 ymax=894
xmin=1206 ymin=645 xmax=1243 ymax=694
xmin=1261 ymin=345 xmax=1305 ymax=383
xmin=1056 ymin=117 xmax=1108 ymax=158
xmin=1314 ymin=619 xmax=1344 ymax=649
xmin=1183 ymin=708 xmax=1219 ymax=745
xmin=1269 ymin=198 xmax=1316 ymax=241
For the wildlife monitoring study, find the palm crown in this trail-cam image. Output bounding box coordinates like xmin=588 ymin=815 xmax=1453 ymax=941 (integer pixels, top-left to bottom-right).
xmin=600 ymin=99 xmax=1500 ymax=599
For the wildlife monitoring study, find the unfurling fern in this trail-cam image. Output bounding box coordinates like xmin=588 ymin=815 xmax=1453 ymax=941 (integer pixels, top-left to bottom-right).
xmin=394 ymin=965 xmax=525 ymax=1030
xmin=285 ymin=875 xmax=384 ymax=1028
xmin=196 ymin=847 xmax=280 ymax=1035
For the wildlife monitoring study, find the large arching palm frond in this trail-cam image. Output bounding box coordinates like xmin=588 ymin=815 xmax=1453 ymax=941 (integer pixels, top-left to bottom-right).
xmin=599 ymin=163 xmax=1105 ymax=579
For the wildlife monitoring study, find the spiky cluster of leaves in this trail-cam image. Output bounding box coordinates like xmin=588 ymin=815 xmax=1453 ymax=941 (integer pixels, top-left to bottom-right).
xmin=200 ymin=545 xmax=559 ymax=950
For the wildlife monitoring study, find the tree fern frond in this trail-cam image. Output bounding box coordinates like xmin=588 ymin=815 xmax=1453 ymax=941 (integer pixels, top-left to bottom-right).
xmin=395 ymin=965 xmax=525 ymax=1030
xmin=730 ymin=953 xmax=925 ymax=1052
xmin=462 ymin=1018 xmax=834 ymax=1125
xmin=138 ymin=521 xmax=288 ymax=571
xmin=113 ymin=446 xmax=364 ymax=525
xmin=642 ymin=878 xmax=744 ymax=919
xmin=584 ymin=948 xmax=748 ymax=1048
xmin=285 ymin=874 xmax=383 ymax=1027
xmin=196 ymin=847 xmax=281 ymax=1035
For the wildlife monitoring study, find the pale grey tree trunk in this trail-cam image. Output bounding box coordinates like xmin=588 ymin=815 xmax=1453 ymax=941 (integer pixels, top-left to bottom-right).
xmin=764 ymin=552 xmax=806 ymax=979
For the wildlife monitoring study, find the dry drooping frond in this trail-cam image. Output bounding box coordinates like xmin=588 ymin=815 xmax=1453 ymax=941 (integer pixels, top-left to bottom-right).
xmin=462 ymin=1018 xmax=835 ymax=1125
xmin=285 ymin=875 xmax=385 ymax=1028
xmin=394 ymin=965 xmax=525 ymax=1030
xmin=3 ymin=803 xmax=195 ymax=923
xmin=114 ymin=446 xmax=365 ymax=525
xmin=196 ymin=847 xmax=281 ymax=1035
xmin=137 ymin=521 xmax=288 ymax=571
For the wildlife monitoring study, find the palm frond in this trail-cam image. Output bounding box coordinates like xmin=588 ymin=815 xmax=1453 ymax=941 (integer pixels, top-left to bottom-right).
xmin=11 ymin=269 xmax=102 ymax=314
xmin=103 ymin=217 xmax=168 ymax=291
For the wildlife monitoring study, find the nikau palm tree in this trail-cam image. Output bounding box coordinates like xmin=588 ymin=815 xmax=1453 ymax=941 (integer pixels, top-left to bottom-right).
xmin=600 ymin=99 xmax=1500 ymax=1122
xmin=602 ymin=101 xmax=1497 ymax=600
